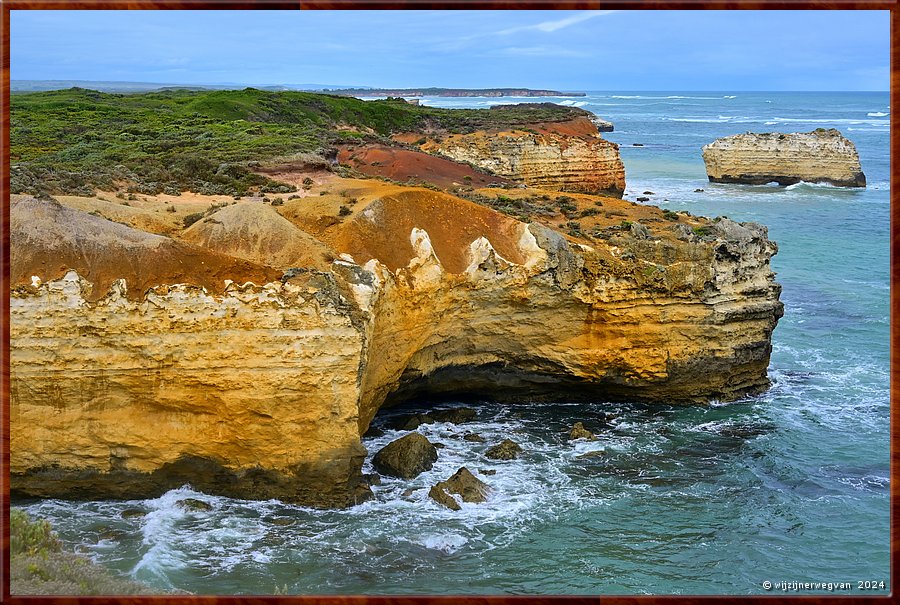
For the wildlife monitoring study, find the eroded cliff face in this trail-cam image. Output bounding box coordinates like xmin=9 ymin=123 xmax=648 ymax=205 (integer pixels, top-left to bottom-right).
xmin=702 ymin=128 xmax=866 ymax=187
xmin=9 ymin=186 xmax=782 ymax=508
xmin=429 ymin=117 xmax=625 ymax=196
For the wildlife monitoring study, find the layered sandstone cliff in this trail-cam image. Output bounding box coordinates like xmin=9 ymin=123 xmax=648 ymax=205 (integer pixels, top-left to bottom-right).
xmin=428 ymin=116 xmax=625 ymax=196
xmin=10 ymin=184 xmax=782 ymax=508
xmin=702 ymin=128 xmax=866 ymax=187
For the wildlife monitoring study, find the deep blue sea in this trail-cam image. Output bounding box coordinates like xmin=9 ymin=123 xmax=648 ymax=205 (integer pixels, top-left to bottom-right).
xmin=20 ymin=92 xmax=890 ymax=595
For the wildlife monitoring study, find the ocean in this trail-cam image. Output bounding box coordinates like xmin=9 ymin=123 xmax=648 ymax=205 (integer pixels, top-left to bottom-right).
xmin=18 ymin=91 xmax=891 ymax=595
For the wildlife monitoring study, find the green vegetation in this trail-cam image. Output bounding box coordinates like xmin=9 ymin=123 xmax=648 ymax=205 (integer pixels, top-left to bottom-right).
xmin=456 ymin=191 xmax=560 ymax=222
xmin=661 ymin=209 xmax=680 ymax=221
xmin=10 ymin=508 xmax=160 ymax=595
xmin=11 ymin=87 xmax=583 ymax=197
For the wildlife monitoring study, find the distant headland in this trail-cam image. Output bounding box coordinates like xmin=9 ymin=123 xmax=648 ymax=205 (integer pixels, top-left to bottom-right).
xmin=323 ymin=88 xmax=586 ymax=98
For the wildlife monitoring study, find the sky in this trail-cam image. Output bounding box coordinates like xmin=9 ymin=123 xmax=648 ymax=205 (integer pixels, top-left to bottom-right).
xmin=10 ymin=10 xmax=890 ymax=91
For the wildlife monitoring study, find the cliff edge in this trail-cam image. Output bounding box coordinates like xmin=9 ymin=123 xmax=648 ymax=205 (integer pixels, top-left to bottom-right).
xmin=10 ymin=183 xmax=782 ymax=508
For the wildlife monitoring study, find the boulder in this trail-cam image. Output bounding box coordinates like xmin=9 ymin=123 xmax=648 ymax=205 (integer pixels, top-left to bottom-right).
xmin=363 ymin=426 xmax=385 ymax=438
xmin=485 ymin=438 xmax=522 ymax=460
xmin=430 ymin=407 xmax=477 ymax=424
xmin=429 ymin=467 xmax=491 ymax=510
xmin=428 ymin=484 xmax=461 ymax=511
xmin=568 ymin=422 xmax=596 ymax=441
xmin=387 ymin=413 xmax=435 ymax=431
xmin=463 ymin=433 xmax=486 ymax=443
xmin=372 ymin=433 xmax=438 ymax=479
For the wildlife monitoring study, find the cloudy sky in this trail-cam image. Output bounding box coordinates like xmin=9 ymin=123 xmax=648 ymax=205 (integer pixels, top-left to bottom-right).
xmin=10 ymin=10 xmax=890 ymax=91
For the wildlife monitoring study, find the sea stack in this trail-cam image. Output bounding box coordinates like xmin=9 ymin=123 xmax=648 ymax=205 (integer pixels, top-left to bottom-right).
xmin=701 ymin=128 xmax=866 ymax=187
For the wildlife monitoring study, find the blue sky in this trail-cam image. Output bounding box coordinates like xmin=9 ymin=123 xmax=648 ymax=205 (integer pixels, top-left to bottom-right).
xmin=11 ymin=10 xmax=890 ymax=91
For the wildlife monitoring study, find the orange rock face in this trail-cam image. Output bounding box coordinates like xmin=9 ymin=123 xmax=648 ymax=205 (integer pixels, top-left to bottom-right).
xmin=9 ymin=180 xmax=782 ymax=508
xmin=430 ymin=117 xmax=626 ymax=196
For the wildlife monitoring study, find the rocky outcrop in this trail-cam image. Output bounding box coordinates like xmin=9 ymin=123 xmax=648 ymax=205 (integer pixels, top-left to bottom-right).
xmin=485 ymin=439 xmax=523 ymax=461
xmin=702 ymin=129 xmax=866 ymax=187
xmin=429 ymin=117 xmax=625 ymax=196
xmin=371 ymin=433 xmax=438 ymax=479
xmin=568 ymin=422 xmax=596 ymax=441
xmin=429 ymin=467 xmax=491 ymax=510
xmin=10 ymin=181 xmax=782 ymax=507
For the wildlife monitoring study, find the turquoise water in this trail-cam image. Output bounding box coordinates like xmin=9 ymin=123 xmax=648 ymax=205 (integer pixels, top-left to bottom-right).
xmin=19 ymin=92 xmax=890 ymax=595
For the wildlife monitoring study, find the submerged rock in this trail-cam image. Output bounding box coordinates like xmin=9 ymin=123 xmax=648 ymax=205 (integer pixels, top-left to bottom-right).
xmin=267 ymin=517 xmax=297 ymax=527
xmin=429 ymin=467 xmax=491 ymax=510
xmin=363 ymin=426 xmax=385 ymax=438
xmin=430 ymin=407 xmax=477 ymax=424
xmin=176 ymin=498 xmax=212 ymax=512
xmin=702 ymin=129 xmax=866 ymax=187
xmin=568 ymin=422 xmax=596 ymax=441
xmin=485 ymin=439 xmax=522 ymax=460
xmin=97 ymin=527 xmax=126 ymax=541
xmin=577 ymin=450 xmax=606 ymax=459
xmin=387 ymin=413 xmax=435 ymax=431
xmin=372 ymin=433 xmax=438 ymax=479
xmin=120 ymin=509 xmax=146 ymax=520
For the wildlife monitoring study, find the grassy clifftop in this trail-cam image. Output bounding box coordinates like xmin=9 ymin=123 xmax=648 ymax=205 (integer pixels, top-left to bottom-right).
xmin=11 ymin=88 xmax=586 ymax=197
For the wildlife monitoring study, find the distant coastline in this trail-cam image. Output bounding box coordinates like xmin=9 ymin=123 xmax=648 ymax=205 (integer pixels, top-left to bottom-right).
xmin=323 ymin=88 xmax=586 ymax=98
xmin=11 ymin=80 xmax=585 ymax=97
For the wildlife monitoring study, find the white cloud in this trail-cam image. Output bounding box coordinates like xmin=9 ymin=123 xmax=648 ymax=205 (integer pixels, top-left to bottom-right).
xmin=496 ymin=10 xmax=616 ymax=35
xmin=498 ymin=46 xmax=591 ymax=58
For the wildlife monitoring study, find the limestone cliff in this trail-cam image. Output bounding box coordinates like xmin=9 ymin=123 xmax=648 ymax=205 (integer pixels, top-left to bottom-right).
xmin=9 ymin=185 xmax=782 ymax=508
xmin=702 ymin=128 xmax=866 ymax=187
xmin=428 ymin=117 xmax=625 ymax=196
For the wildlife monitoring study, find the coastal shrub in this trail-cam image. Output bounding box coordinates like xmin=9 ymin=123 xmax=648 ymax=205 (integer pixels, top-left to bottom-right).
xmin=9 ymin=509 xmax=161 ymax=595
xmin=579 ymin=207 xmax=600 ymax=218
xmin=182 ymin=212 xmax=204 ymax=228
xmin=166 ymin=205 xmax=176 ymax=213
xmin=338 ymin=205 xmax=352 ymax=216
xmin=662 ymin=209 xmax=680 ymax=221
xmin=693 ymin=226 xmax=711 ymax=237
xmin=271 ymin=198 xmax=284 ymax=206
xmin=11 ymin=88 xmax=584 ymax=196
xmin=10 ymin=509 xmax=62 ymax=557
xmin=620 ymin=220 xmax=633 ymax=229
xmin=556 ymin=198 xmax=577 ymax=213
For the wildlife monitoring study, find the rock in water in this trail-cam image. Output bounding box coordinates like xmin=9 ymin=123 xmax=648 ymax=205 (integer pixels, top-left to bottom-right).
xmin=428 ymin=484 xmax=461 ymax=511
xmin=702 ymin=129 xmax=866 ymax=187
xmin=430 ymin=407 xmax=477 ymax=424
xmin=568 ymin=422 xmax=596 ymax=441
xmin=372 ymin=433 xmax=438 ymax=479
xmin=429 ymin=467 xmax=491 ymax=510
xmin=387 ymin=413 xmax=435 ymax=431
xmin=363 ymin=426 xmax=385 ymax=438
xmin=463 ymin=433 xmax=486 ymax=443
xmin=485 ymin=438 xmax=522 ymax=460
xmin=176 ymin=498 xmax=212 ymax=512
